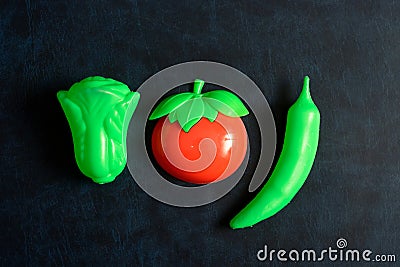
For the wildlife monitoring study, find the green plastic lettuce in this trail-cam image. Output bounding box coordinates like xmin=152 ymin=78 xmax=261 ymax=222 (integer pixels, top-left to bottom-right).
xmin=57 ymin=76 xmax=140 ymax=184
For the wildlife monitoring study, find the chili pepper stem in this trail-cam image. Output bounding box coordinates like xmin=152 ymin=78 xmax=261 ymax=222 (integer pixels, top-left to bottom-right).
xmin=193 ymin=79 xmax=205 ymax=95
xmin=300 ymin=76 xmax=312 ymax=100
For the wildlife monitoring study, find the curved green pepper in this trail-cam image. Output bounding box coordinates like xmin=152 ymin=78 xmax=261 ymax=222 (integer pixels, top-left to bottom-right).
xmin=230 ymin=76 xmax=320 ymax=229
xmin=57 ymin=76 xmax=140 ymax=184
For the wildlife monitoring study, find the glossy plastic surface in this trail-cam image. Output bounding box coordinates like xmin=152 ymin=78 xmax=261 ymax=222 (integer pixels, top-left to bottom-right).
xmin=149 ymin=79 xmax=249 ymax=184
xmin=230 ymin=76 xmax=320 ymax=229
xmin=57 ymin=76 xmax=140 ymax=184
xmin=149 ymin=79 xmax=249 ymax=132
xmin=151 ymin=115 xmax=248 ymax=184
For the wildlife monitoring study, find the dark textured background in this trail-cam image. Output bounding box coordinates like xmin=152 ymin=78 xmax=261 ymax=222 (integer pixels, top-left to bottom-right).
xmin=1 ymin=0 xmax=399 ymax=266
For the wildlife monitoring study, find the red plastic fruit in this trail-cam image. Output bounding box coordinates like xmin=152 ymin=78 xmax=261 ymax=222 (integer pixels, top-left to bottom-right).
xmin=149 ymin=79 xmax=249 ymax=184
xmin=151 ymin=114 xmax=248 ymax=184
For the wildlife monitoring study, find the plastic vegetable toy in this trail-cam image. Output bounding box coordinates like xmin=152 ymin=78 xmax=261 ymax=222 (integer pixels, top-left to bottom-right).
xmin=149 ymin=79 xmax=249 ymax=184
xmin=230 ymin=76 xmax=320 ymax=229
xmin=57 ymin=76 xmax=140 ymax=184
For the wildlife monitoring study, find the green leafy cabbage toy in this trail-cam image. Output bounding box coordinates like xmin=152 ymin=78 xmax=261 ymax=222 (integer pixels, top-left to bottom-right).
xmin=57 ymin=76 xmax=140 ymax=184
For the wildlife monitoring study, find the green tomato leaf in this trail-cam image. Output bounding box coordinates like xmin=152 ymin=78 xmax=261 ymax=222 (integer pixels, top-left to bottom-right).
xmin=203 ymin=90 xmax=249 ymax=117
xmin=177 ymin=97 xmax=204 ymax=132
xmin=168 ymin=110 xmax=178 ymax=123
xmin=181 ymin=118 xmax=202 ymax=132
xmin=149 ymin=92 xmax=194 ymax=120
xmin=202 ymin=101 xmax=218 ymax=122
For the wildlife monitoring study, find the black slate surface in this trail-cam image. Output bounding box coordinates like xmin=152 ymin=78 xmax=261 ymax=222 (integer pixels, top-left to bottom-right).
xmin=1 ymin=1 xmax=399 ymax=266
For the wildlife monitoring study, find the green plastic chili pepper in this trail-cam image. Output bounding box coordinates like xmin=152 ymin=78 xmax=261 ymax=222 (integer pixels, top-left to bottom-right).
xmin=230 ymin=76 xmax=320 ymax=229
xmin=57 ymin=76 xmax=140 ymax=184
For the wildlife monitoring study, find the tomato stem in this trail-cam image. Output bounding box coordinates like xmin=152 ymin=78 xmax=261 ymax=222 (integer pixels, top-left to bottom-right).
xmin=193 ymin=79 xmax=205 ymax=95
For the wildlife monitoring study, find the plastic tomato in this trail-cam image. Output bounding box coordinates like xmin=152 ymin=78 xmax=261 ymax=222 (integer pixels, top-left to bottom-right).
xmin=149 ymin=79 xmax=249 ymax=184
xmin=151 ymin=114 xmax=247 ymax=184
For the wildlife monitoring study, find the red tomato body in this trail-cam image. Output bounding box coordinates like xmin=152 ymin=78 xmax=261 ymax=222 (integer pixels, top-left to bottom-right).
xmin=151 ymin=114 xmax=248 ymax=184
